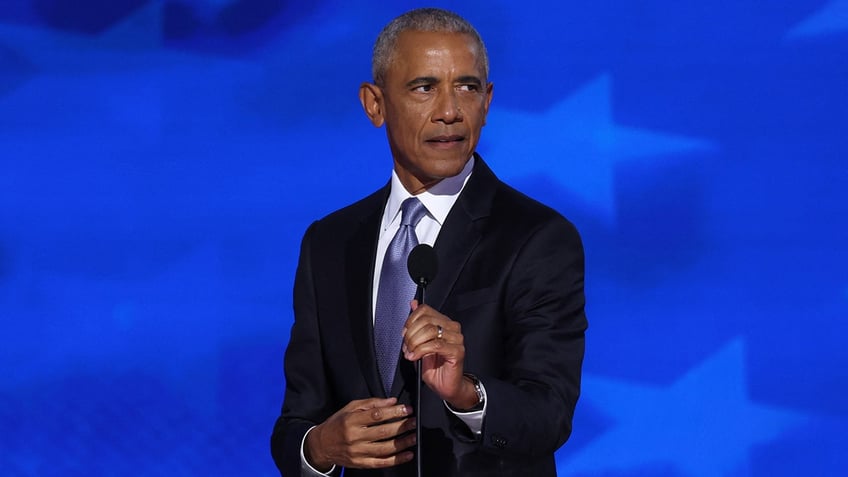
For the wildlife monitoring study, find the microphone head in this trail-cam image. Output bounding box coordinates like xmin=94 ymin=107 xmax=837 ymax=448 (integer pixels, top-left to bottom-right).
xmin=407 ymin=244 xmax=438 ymax=286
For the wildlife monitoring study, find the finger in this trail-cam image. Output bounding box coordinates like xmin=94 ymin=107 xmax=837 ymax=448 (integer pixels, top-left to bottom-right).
xmin=404 ymin=307 xmax=460 ymax=336
xmin=349 ymin=403 xmax=412 ymax=427
xmin=405 ymin=318 xmax=463 ymax=351
xmin=362 ymin=416 xmax=416 ymax=443
xmin=330 ymin=405 xmax=412 ymax=458
xmin=346 ymin=421 xmax=416 ymax=467
xmin=351 ymin=448 xmax=415 ymax=469
xmin=405 ymin=321 xmax=445 ymax=350
xmin=402 ymin=304 xmax=425 ymax=334
xmin=362 ymin=422 xmax=417 ymax=454
xmin=403 ymin=303 xmax=445 ymax=330
xmin=405 ymin=337 xmax=465 ymax=362
xmin=345 ymin=397 xmax=397 ymax=412
xmin=402 ymin=312 xmax=439 ymax=345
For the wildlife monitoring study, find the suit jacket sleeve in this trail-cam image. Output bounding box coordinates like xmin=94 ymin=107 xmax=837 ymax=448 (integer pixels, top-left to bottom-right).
xmin=457 ymin=214 xmax=587 ymax=459
xmin=271 ymin=222 xmax=341 ymax=476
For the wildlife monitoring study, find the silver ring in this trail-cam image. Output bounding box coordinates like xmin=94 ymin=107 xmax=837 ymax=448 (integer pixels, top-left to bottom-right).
xmin=436 ymin=325 xmax=444 ymax=340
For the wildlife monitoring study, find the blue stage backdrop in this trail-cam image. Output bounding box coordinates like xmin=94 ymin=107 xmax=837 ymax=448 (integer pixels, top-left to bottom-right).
xmin=1 ymin=1 xmax=846 ymax=476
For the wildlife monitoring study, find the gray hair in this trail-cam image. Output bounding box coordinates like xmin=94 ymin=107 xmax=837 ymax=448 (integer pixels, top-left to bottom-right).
xmin=371 ymin=8 xmax=490 ymax=85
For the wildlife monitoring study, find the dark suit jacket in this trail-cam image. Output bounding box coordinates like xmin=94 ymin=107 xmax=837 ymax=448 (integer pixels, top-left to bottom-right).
xmin=271 ymin=156 xmax=587 ymax=476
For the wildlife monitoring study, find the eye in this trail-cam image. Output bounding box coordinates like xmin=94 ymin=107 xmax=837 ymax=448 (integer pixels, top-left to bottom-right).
xmin=458 ymin=84 xmax=479 ymax=92
xmin=412 ymin=84 xmax=433 ymax=93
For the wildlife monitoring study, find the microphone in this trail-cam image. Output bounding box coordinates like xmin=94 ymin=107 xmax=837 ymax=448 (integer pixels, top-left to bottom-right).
xmin=408 ymin=243 xmax=438 ymax=297
xmin=406 ymin=244 xmax=438 ymax=477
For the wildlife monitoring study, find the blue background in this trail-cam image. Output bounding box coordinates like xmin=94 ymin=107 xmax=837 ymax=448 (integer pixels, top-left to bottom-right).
xmin=1 ymin=1 xmax=846 ymax=476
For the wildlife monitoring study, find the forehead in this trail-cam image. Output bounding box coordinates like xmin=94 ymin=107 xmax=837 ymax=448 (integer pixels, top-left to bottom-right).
xmin=388 ymin=30 xmax=485 ymax=79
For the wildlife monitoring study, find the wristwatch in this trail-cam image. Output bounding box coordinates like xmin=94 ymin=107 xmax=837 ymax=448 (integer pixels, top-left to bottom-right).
xmin=462 ymin=373 xmax=485 ymax=411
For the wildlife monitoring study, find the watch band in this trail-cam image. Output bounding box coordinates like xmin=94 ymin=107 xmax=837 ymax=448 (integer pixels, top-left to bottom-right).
xmin=463 ymin=373 xmax=485 ymax=410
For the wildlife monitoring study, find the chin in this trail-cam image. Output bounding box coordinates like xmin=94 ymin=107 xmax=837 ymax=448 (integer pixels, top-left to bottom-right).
xmin=431 ymin=156 xmax=470 ymax=178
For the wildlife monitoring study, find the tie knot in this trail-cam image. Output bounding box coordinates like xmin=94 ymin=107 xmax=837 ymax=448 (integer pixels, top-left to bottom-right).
xmin=400 ymin=197 xmax=427 ymax=227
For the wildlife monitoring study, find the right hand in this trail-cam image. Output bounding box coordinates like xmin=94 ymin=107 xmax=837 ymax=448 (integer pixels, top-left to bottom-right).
xmin=305 ymin=397 xmax=416 ymax=471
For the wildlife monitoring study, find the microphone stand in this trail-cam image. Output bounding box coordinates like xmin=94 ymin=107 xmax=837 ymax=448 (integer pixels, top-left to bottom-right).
xmin=413 ymin=278 xmax=426 ymax=477
xmin=407 ymin=243 xmax=437 ymax=477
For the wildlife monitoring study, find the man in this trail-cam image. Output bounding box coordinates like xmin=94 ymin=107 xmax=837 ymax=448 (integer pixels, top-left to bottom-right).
xmin=271 ymin=8 xmax=586 ymax=476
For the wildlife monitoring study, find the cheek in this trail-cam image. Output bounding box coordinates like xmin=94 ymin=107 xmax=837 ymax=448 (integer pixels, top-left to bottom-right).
xmin=462 ymin=99 xmax=488 ymax=122
xmin=402 ymin=110 xmax=431 ymax=139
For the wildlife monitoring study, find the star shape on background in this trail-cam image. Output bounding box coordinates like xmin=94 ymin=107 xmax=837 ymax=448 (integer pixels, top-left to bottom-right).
xmin=0 ymin=1 xmax=259 ymax=84
xmin=482 ymin=74 xmax=714 ymax=224
xmin=0 ymin=1 xmax=163 ymax=71
xmin=786 ymin=0 xmax=848 ymax=39
xmin=0 ymin=2 xmax=261 ymax=138
xmin=558 ymin=338 xmax=808 ymax=477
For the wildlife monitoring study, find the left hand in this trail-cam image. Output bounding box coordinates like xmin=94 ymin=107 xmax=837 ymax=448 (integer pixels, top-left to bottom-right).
xmin=402 ymin=301 xmax=478 ymax=410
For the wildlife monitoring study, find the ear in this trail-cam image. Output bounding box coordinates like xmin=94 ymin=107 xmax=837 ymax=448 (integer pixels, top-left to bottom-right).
xmin=359 ymin=82 xmax=385 ymax=127
xmin=482 ymin=81 xmax=494 ymax=126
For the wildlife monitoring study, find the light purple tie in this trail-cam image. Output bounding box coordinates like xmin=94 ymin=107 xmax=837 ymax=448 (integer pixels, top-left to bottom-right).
xmin=374 ymin=197 xmax=427 ymax=395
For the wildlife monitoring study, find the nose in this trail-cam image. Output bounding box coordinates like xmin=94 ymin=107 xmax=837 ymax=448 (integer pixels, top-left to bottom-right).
xmin=432 ymin=89 xmax=462 ymax=124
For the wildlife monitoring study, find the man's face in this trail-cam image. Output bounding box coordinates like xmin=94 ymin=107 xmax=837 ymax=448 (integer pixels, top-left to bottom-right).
xmin=360 ymin=30 xmax=493 ymax=193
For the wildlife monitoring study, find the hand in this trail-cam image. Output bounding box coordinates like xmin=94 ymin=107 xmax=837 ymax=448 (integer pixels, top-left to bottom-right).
xmin=402 ymin=301 xmax=479 ymax=410
xmin=305 ymin=397 xmax=416 ymax=471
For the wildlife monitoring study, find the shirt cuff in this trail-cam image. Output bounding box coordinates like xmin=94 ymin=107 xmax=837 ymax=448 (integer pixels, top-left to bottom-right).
xmin=444 ymin=379 xmax=487 ymax=435
xmin=300 ymin=426 xmax=336 ymax=476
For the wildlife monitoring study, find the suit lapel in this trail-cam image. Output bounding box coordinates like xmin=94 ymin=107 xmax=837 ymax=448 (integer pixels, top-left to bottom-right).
xmin=428 ymin=155 xmax=496 ymax=310
xmin=345 ymin=186 xmax=390 ymax=398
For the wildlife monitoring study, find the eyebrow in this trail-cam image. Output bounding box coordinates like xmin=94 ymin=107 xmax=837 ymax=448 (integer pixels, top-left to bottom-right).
xmin=405 ymin=75 xmax=485 ymax=88
xmin=406 ymin=76 xmax=439 ymax=88
xmin=456 ymin=75 xmax=484 ymax=87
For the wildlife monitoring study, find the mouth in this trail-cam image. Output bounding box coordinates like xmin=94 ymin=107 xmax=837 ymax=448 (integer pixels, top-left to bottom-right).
xmin=425 ymin=135 xmax=466 ymax=147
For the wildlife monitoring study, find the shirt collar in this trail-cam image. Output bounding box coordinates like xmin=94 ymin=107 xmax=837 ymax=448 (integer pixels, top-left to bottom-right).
xmin=382 ymin=155 xmax=475 ymax=230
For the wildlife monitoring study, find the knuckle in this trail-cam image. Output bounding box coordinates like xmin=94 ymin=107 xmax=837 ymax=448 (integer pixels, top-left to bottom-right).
xmin=340 ymin=413 xmax=353 ymax=427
